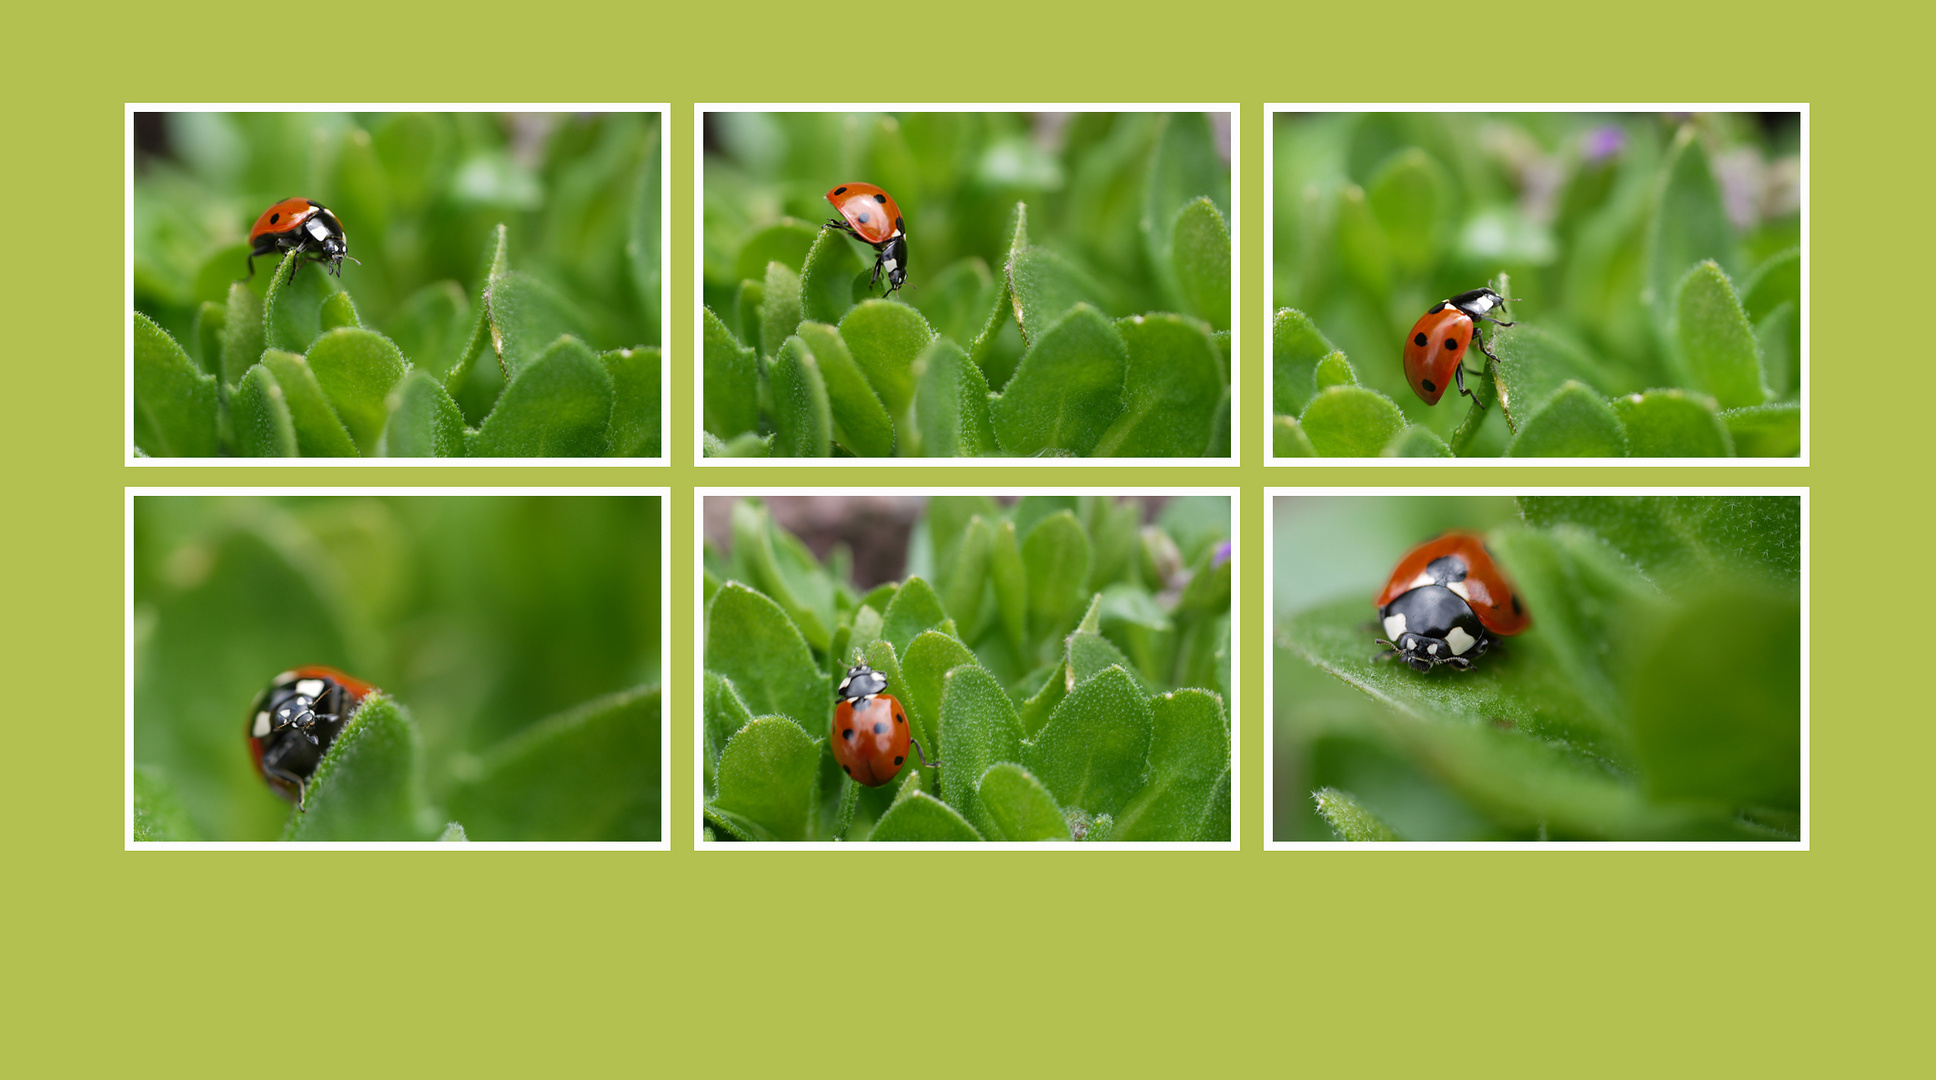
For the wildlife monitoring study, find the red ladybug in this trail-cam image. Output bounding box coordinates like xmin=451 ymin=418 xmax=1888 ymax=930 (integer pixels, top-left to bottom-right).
xmin=247 ymin=665 xmax=377 ymax=808
xmin=246 ymin=197 xmax=359 ymax=280
xmin=1374 ymin=532 xmax=1529 ymax=672
xmin=830 ymin=661 xmax=937 ymax=786
xmin=823 ymin=182 xmax=909 ymax=296
xmin=1402 ymin=287 xmax=1519 ymax=405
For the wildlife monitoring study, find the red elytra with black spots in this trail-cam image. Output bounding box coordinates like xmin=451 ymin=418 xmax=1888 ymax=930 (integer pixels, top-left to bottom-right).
xmin=246 ymin=665 xmax=377 ymax=807
xmin=830 ymin=660 xmax=932 ymax=787
xmin=245 ymin=197 xmax=354 ymax=280
xmin=1401 ymin=287 xmax=1515 ymax=405
xmin=823 ymin=181 xmax=911 ymax=296
xmin=1374 ymin=532 xmax=1529 ymax=673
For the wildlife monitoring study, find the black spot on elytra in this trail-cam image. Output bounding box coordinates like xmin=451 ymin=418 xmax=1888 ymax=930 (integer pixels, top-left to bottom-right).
xmin=873 ymin=722 xmax=888 ymax=735
xmin=1423 ymin=379 xmax=1436 ymax=393
xmin=894 ymin=756 xmax=905 ymax=766
xmin=842 ymin=728 xmax=854 ymax=740
xmin=1445 ymin=337 xmax=1459 ymax=350
xmin=873 ymin=193 xmax=887 ymax=203
xmin=1430 ymin=302 xmax=1447 ymax=313
xmin=270 ymin=213 xmax=281 ymax=224
xmin=1511 ymin=595 xmax=1523 ymax=615
xmin=857 ymin=211 xmax=870 ymax=224
xmin=1414 ymin=332 xmax=1428 ymax=347
xmin=894 ymin=215 xmax=904 ymax=232
xmin=842 ymin=764 xmax=852 ymax=776
xmin=896 ymin=715 xmax=904 ymax=725
xmin=834 ymin=186 xmax=847 ymax=195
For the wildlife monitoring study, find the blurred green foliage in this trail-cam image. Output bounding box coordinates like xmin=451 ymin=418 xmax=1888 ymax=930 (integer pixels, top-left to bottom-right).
xmin=1272 ymin=112 xmax=1801 ymax=456
xmin=133 ymin=496 xmax=663 ymax=841
xmin=703 ymin=496 xmax=1232 ymax=841
xmin=1273 ymin=495 xmax=1802 ymax=841
xmin=702 ymin=112 xmax=1232 ymax=457
xmin=132 ymin=111 xmax=662 ymax=457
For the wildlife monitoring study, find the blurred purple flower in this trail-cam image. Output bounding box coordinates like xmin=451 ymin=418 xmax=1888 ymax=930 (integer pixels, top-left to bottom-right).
xmin=1584 ymin=125 xmax=1625 ymax=163
xmin=1213 ymin=540 xmax=1231 ymax=568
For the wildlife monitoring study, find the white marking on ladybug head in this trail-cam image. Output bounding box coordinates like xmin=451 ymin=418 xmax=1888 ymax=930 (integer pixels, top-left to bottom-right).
xmin=1447 ymin=580 xmax=1470 ymax=602
xmin=1383 ymin=613 xmax=1407 ymax=641
xmin=295 ymin=679 xmax=326 ymax=697
xmin=1426 ymin=642 xmax=1440 ymax=656
xmin=1446 ymin=626 xmax=1477 ymax=655
xmin=253 ymin=711 xmax=272 ymax=737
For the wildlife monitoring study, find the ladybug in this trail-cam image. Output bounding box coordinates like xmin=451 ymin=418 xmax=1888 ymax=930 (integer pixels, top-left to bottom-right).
xmin=1402 ymin=287 xmax=1519 ymax=405
xmin=1374 ymin=532 xmax=1529 ymax=672
xmin=246 ymin=665 xmax=377 ymax=808
xmin=830 ymin=661 xmax=938 ymax=786
xmin=246 ymin=197 xmax=359 ymax=280
xmin=823 ymin=182 xmax=909 ymax=296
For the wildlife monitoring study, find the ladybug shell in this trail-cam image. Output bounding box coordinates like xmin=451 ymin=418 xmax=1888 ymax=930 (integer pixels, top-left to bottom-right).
xmin=1402 ymin=303 xmax=1475 ymax=405
xmin=831 ymin=693 xmax=913 ymax=786
xmin=249 ymin=198 xmax=335 ymax=243
xmin=825 ymin=182 xmax=904 ymax=246
xmin=246 ymin=665 xmax=377 ymax=803
xmin=1375 ymin=531 xmax=1529 ymax=636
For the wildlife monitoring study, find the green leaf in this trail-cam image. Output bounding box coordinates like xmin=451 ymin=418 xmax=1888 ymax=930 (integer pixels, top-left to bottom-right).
xmin=709 ymin=715 xmax=820 ymax=841
xmin=466 ymin=336 xmax=614 ymax=457
xmin=1613 ymin=389 xmax=1732 ymax=457
xmin=1367 ymin=147 xmax=1451 ymax=274
xmin=1335 ymin=184 xmax=1392 ymax=297
xmin=439 ymin=823 xmax=468 ymax=842
xmin=488 ymin=272 xmax=588 ymax=381
xmin=262 ymin=252 xmax=341 ymax=354
xmin=1383 ymin=424 xmax=1453 ymax=458
xmin=976 ymin=763 xmax=1072 ymax=841
xmin=1008 ymin=247 xmax=1108 ymax=346
xmin=732 ymin=219 xmax=821 ymax=283
xmin=913 ymin=337 xmax=996 ymax=457
xmin=936 ymin=664 xmax=1026 ymax=834
xmin=1022 ymin=666 xmax=1153 ymax=818
xmin=901 ymin=631 xmax=979 ymax=766
xmin=442 ymin=224 xmax=510 ymax=396
xmin=989 ymin=520 xmax=1027 ymax=660
xmin=768 ymin=335 xmax=833 ymax=457
xmin=377 ymin=370 xmax=465 ymax=457
xmin=261 ymin=350 xmax=359 ymax=457
xmin=702 ymin=306 xmax=760 ymax=439
xmin=445 ymin=686 xmax=661 ymax=841
xmin=1722 ymin=402 xmax=1801 ymax=458
xmin=1505 ymin=382 xmax=1628 ymax=457
xmin=1299 ymin=386 xmax=1405 ymax=457
xmin=705 ymin=581 xmax=831 ymax=730
xmin=1491 ymin=325 xmax=1622 ymax=427
xmin=284 ymin=696 xmax=425 ymax=841
xmin=869 ymin=791 xmax=983 ymax=841
xmin=1647 ymin=126 xmax=1736 ymax=328
xmin=798 ymin=322 xmax=894 ymax=456
xmin=1170 ymin=198 xmax=1231 ymax=331
xmin=1518 ymin=495 xmax=1801 ymax=587
xmin=1314 ymin=351 xmax=1356 ymax=389
xmin=231 ymin=364 xmax=298 ymax=457
xmin=1144 ymin=111 xmax=1226 ymax=294
xmin=1312 ymin=787 xmax=1401 ymax=841
xmin=703 ymin=672 xmax=755 ymax=793
xmin=734 ymin=279 xmax=766 ymax=357
xmin=1675 ymin=260 xmax=1768 ymax=409
xmin=912 ymin=257 xmax=995 ymax=345
xmin=600 ymin=346 xmax=661 ymax=458
xmin=760 ymin=261 xmax=803 ymax=361
xmin=990 ymin=304 xmax=1127 ymax=456
xmin=881 ymin=577 xmax=951 ymax=656
xmin=133 ymin=313 xmax=219 ymax=457
xmin=971 ymin=201 xmax=1027 ymax=369
xmin=800 ymin=226 xmax=866 ymax=325
xmin=386 ymin=281 xmax=470 ymax=380
xmin=319 ymin=290 xmax=360 ymax=331
xmin=838 ymin=299 xmax=933 ymax=420
xmin=305 ymin=327 xmax=408 ymax=454
xmin=133 ymin=766 xmax=200 ymax=841
xmin=1091 ymin=314 xmax=1224 ymax=457
xmin=1272 ymin=308 xmax=1335 ymax=417
xmin=1022 ymin=511 xmax=1092 ymax=644
xmin=1272 ymin=415 xmax=1317 ymax=457
xmin=220 ymin=281 xmax=266 ymax=387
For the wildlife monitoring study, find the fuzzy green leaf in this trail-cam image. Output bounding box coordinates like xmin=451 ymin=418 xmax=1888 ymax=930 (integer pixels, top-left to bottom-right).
xmin=319 ymin=290 xmax=360 ymax=332
xmin=133 ymin=766 xmax=200 ymax=841
xmin=1383 ymin=424 xmax=1453 ymax=457
xmin=262 ymin=252 xmax=342 ymax=354
xmin=1505 ymin=382 xmax=1628 ymax=457
xmin=838 ymin=299 xmax=933 ymax=420
xmin=445 ymin=687 xmax=660 ymax=841
xmin=798 ymin=322 xmax=894 ymax=457
xmin=760 ymin=261 xmax=804 ymax=360
xmin=705 ymin=582 xmax=831 ymax=730
xmin=1272 ymin=415 xmax=1317 ymax=457
xmin=600 ymin=346 xmax=661 ymax=458
xmin=936 ymin=664 xmax=1027 ymax=834
xmin=800 ymin=227 xmax=867 ymax=325
xmin=1022 ymin=666 xmax=1153 ymax=818
xmin=1647 ymin=126 xmax=1735 ymax=328
xmin=869 ymin=791 xmax=983 ymax=841
xmin=881 ymin=577 xmax=951 ymax=657
xmin=1299 ymin=385 xmax=1406 ymax=457
xmin=1022 ymin=511 xmax=1093 ymax=644
xmin=976 ymin=763 xmax=1072 ymax=841
xmin=220 ymin=282 xmax=267 ymax=387
xmin=261 ymin=350 xmax=359 ymax=456
xmin=1171 ymin=197 xmax=1231 ymax=331
xmin=231 ymin=364 xmax=299 ymax=457
xmin=377 ymin=370 xmax=465 ymax=457
xmin=1367 ymin=147 xmax=1451 ymax=273
xmin=709 ymin=715 xmax=819 ymax=841
xmin=1675 ymin=261 xmax=1767 ymax=409
xmin=913 ymin=337 xmax=996 ymax=457
xmin=1517 ymin=494 xmax=1801 ymax=587
xmin=1613 ymin=389 xmax=1732 ymax=457
xmin=1272 ymin=308 xmax=1335 ymax=417
xmin=133 ymin=313 xmax=219 ymax=457
xmin=466 ymin=336 xmax=613 ymax=457
xmin=1008 ymin=247 xmax=1108 ymax=346
xmin=733 ymin=219 xmax=821 ymax=284
xmin=283 ymin=696 xmax=424 ymax=841
xmin=305 ymin=327 xmax=408 ymax=453
xmin=1312 ymin=787 xmax=1401 ymax=842
xmin=990 ymin=304 xmax=1127 ymax=456
xmin=901 ymin=631 xmax=978 ymax=766
xmin=702 ymin=306 xmax=760 ymax=439
xmin=768 ymin=335 xmax=833 ymax=457
xmin=1091 ymin=314 xmax=1224 ymax=457
xmin=1721 ymin=402 xmax=1801 ymax=458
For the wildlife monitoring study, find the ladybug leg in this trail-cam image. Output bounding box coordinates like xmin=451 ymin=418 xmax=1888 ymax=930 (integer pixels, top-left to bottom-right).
xmin=264 ymin=765 xmax=310 ymax=811
xmin=1455 ymin=363 xmax=1472 ymax=399
xmin=909 ymin=736 xmax=942 ymax=770
xmin=824 ymin=217 xmax=859 ymax=239
xmin=1471 ymin=326 xmax=1501 ymax=364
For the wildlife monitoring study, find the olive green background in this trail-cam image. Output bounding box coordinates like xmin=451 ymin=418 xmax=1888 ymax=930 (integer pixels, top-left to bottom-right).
xmin=8 ymin=0 xmax=1916 ymax=1073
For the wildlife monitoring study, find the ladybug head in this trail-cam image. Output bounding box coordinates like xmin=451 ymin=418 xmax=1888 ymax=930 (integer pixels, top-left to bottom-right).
xmin=1379 ymin=631 xmax=1483 ymax=672
xmin=837 ymin=662 xmax=888 ymax=702
xmin=273 ymin=694 xmax=325 ymax=743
